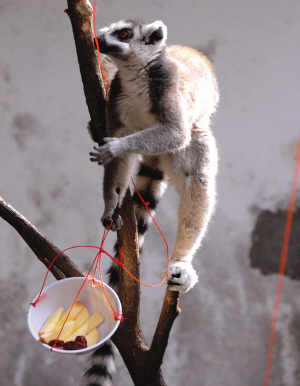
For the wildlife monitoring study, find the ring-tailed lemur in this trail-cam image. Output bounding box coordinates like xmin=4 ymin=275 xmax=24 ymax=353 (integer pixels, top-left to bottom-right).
xmin=81 ymin=19 xmax=218 ymax=386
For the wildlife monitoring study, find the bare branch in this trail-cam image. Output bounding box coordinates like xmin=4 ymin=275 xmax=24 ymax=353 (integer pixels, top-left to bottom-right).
xmin=149 ymin=289 xmax=181 ymax=371
xmin=0 ymin=196 xmax=84 ymax=280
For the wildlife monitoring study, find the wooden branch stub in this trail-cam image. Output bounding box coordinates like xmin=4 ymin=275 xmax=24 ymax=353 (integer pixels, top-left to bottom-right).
xmin=0 ymin=196 xmax=84 ymax=280
xmin=149 ymin=289 xmax=181 ymax=369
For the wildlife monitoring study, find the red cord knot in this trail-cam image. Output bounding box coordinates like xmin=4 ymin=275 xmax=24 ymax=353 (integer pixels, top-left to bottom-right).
xmin=30 ymin=293 xmax=47 ymax=307
xmin=114 ymin=311 xmax=124 ymax=322
xmin=86 ymin=276 xmax=102 ymax=287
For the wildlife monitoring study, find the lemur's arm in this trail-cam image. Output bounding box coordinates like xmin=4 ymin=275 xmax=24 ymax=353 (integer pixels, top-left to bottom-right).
xmin=90 ymin=117 xmax=191 ymax=166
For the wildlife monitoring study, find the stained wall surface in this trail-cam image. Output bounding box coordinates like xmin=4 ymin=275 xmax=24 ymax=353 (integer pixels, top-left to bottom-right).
xmin=1 ymin=1 xmax=300 ymax=385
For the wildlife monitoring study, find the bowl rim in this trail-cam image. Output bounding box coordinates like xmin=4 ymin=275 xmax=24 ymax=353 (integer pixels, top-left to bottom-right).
xmin=27 ymin=276 xmax=122 ymax=354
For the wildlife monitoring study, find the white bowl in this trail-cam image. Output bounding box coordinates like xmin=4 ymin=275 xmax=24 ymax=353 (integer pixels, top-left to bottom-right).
xmin=27 ymin=277 xmax=121 ymax=355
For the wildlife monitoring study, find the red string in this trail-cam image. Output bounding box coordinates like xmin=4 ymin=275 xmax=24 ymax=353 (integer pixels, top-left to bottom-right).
xmin=31 ymin=177 xmax=170 ymax=349
xmin=264 ymin=131 xmax=300 ymax=386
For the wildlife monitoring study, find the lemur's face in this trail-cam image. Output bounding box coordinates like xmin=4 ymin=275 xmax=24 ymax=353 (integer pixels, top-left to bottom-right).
xmin=96 ymin=20 xmax=167 ymax=61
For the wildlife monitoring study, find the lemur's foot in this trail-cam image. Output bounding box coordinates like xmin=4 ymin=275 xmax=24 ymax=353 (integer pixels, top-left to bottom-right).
xmin=101 ymin=213 xmax=123 ymax=231
xmin=166 ymin=262 xmax=198 ymax=292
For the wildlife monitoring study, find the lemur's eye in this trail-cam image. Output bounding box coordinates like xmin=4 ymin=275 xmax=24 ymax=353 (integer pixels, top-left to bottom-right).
xmin=118 ymin=29 xmax=132 ymax=40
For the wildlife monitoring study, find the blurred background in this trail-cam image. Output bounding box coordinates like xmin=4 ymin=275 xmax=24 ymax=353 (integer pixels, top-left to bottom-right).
xmin=1 ymin=1 xmax=300 ymax=385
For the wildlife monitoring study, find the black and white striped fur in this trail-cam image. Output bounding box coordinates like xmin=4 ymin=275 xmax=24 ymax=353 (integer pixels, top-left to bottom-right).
xmin=83 ymin=18 xmax=219 ymax=385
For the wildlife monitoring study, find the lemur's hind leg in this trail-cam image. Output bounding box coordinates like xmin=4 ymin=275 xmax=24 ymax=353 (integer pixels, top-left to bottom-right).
xmin=166 ymin=137 xmax=217 ymax=292
xmin=166 ymin=179 xmax=215 ymax=291
xmin=100 ymin=153 xmax=139 ymax=231
xmin=105 ymin=157 xmax=167 ymax=292
xmin=132 ymin=156 xmax=168 ymax=250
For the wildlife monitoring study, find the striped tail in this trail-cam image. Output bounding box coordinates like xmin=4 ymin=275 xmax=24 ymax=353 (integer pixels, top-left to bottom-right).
xmin=80 ymin=341 xmax=116 ymax=386
xmin=132 ymin=159 xmax=167 ymax=251
xmin=80 ymin=245 xmax=120 ymax=386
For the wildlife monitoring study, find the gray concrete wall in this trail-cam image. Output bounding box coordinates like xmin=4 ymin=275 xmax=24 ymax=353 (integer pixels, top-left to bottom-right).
xmin=1 ymin=1 xmax=300 ymax=385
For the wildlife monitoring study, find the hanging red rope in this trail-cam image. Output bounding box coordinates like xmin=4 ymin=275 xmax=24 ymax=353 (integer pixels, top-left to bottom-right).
xmin=264 ymin=132 xmax=300 ymax=386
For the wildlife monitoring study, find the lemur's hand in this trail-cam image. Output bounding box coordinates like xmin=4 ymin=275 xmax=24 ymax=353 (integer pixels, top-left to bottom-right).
xmin=90 ymin=137 xmax=123 ymax=166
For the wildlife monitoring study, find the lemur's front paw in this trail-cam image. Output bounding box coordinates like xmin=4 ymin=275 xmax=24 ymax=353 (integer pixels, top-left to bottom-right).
xmin=166 ymin=262 xmax=198 ymax=292
xmin=101 ymin=213 xmax=123 ymax=232
xmin=90 ymin=137 xmax=123 ymax=166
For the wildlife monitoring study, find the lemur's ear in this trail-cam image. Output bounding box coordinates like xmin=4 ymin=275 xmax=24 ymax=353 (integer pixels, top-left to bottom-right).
xmin=142 ymin=21 xmax=167 ymax=46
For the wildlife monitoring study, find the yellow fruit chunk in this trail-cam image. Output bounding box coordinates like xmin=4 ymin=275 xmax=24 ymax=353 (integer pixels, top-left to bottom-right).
xmin=74 ymin=306 xmax=90 ymax=330
xmin=59 ymin=320 xmax=76 ymax=341
xmin=56 ymin=301 xmax=84 ymax=328
xmin=86 ymin=312 xmax=104 ymax=335
xmin=40 ymin=321 xmax=75 ymax=343
xmin=86 ymin=328 xmax=99 ymax=347
xmin=39 ymin=306 xmax=64 ymax=336
xmin=64 ymin=321 xmax=88 ymax=342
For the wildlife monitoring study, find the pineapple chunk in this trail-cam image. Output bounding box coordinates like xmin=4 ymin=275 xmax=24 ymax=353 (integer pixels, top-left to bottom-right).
xmin=40 ymin=321 xmax=75 ymax=343
xmin=64 ymin=321 xmax=88 ymax=342
xmin=74 ymin=306 xmax=89 ymax=330
xmin=86 ymin=312 xmax=104 ymax=335
xmin=56 ymin=301 xmax=84 ymax=328
xmin=39 ymin=306 xmax=64 ymax=336
xmin=86 ymin=328 xmax=99 ymax=347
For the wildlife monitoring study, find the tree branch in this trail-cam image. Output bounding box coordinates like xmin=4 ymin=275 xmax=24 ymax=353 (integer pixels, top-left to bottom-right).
xmin=148 ymin=289 xmax=181 ymax=371
xmin=0 ymin=196 xmax=84 ymax=280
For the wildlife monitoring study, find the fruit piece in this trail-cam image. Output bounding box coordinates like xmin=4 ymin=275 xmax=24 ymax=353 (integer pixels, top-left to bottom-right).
xmin=64 ymin=321 xmax=88 ymax=342
xmin=63 ymin=340 xmax=83 ymax=350
xmin=39 ymin=306 xmax=64 ymax=336
xmin=59 ymin=320 xmax=76 ymax=341
xmin=75 ymin=335 xmax=87 ymax=348
xmin=74 ymin=306 xmax=90 ymax=330
xmin=49 ymin=340 xmax=64 ymax=348
xmin=85 ymin=328 xmax=99 ymax=347
xmin=56 ymin=301 xmax=84 ymax=328
xmin=86 ymin=312 xmax=104 ymax=335
xmin=40 ymin=321 xmax=75 ymax=343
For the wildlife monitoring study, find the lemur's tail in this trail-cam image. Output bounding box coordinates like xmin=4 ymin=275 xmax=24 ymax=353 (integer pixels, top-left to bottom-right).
xmin=80 ymin=245 xmax=119 ymax=386
xmin=80 ymin=340 xmax=116 ymax=386
xmin=80 ymin=160 xmax=166 ymax=386
xmin=133 ymin=160 xmax=168 ymax=250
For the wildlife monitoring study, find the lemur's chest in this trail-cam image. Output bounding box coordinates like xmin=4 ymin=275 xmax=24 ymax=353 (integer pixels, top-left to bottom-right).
xmin=116 ymin=75 xmax=157 ymax=131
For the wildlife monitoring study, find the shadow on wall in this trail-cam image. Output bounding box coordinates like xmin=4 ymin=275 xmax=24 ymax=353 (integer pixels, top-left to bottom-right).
xmin=250 ymin=208 xmax=300 ymax=280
